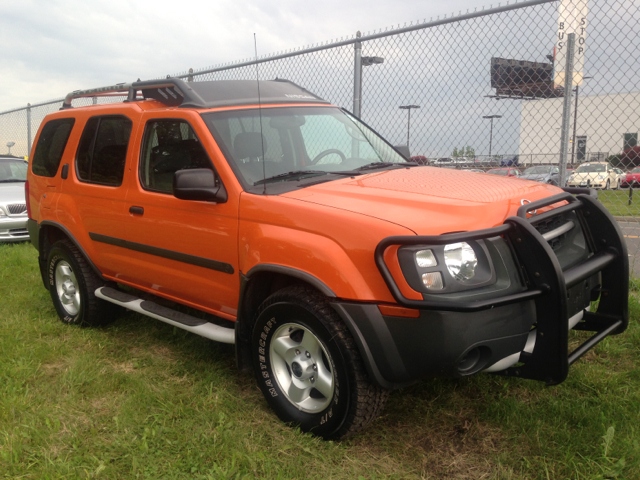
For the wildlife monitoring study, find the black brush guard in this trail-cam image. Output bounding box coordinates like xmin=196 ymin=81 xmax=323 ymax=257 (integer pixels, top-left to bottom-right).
xmin=375 ymin=191 xmax=628 ymax=385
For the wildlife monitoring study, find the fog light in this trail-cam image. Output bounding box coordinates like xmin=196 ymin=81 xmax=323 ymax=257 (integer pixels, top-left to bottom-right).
xmin=416 ymin=249 xmax=437 ymax=267
xmin=422 ymin=272 xmax=443 ymax=290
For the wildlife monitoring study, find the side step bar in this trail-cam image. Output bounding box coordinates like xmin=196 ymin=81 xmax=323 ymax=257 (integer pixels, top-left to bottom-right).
xmin=95 ymin=287 xmax=235 ymax=344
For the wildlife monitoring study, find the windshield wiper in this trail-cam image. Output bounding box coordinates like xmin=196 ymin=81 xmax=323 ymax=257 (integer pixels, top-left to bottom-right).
xmin=356 ymin=161 xmax=417 ymax=171
xmin=253 ymin=170 xmax=327 ymax=186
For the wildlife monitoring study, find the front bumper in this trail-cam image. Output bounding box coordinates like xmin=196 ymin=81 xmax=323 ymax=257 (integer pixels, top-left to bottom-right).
xmin=334 ymin=191 xmax=628 ymax=388
xmin=0 ymin=215 xmax=29 ymax=242
xmin=567 ymin=180 xmax=607 ymax=189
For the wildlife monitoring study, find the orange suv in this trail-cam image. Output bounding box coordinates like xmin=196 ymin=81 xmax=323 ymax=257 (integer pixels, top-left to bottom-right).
xmin=26 ymin=78 xmax=629 ymax=440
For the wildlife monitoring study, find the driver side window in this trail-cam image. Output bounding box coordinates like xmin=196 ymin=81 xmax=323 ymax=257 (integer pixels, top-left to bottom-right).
xmin=139 ymin=119 xmax=213 ymax=193
xmin=300 ymin=115 xmax=378 ymax=164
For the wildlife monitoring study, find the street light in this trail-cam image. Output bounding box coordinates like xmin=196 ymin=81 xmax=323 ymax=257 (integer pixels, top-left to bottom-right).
xmin=571 ymin=76 xmax=593 ymax=165
xmin=482 ymin=115 xmax=502 ymax=156
xmin=353 ymin=52 xmax=384 ymax=118
xmin=6 ymin=141 xmax=15 ymax=155
xmin=399 ymin=105 xmax=420 ymax=152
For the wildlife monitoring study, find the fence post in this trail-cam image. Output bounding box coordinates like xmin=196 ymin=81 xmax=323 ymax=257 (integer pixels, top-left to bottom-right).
xmin=26 ymin=103 xmax=32 ymax=157
xmin=188 ymin=68 xmax=194 ymax=82
xmin=353 ymin=31 xmax=362 ymax=118
xmin=559 ymin=33 xmax=575 ymax=188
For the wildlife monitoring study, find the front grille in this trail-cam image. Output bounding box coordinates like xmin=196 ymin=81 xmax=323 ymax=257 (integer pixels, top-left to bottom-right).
xmin=534 ymin=215 xmax=568 ymax=251
xmin=533 ymin=210 xmax=589 ymax=270
xmin=7 ymin=204 xmax=27 ymax=215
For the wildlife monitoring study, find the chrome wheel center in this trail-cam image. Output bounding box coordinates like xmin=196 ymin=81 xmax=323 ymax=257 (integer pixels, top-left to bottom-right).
xmin=55 ymin=261 xmax=81 ymax=316
xmin=269 ymin=323 xmax=335 ymax=413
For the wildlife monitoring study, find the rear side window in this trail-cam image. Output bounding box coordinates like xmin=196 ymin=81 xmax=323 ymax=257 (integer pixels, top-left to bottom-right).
xmin=31 ymin=118 xmax=75 ymax=177
xmin=76 ymin=115 xmax=132 ymax=186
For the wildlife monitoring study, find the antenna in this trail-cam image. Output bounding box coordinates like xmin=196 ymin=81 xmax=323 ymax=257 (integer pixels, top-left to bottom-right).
xmin=254 ymin=33 xmax=267 ymax=195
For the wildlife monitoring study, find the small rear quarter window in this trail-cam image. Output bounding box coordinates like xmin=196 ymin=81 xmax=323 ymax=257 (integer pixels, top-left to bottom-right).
xmin=31 ymin=118 xmax=75 ymax=177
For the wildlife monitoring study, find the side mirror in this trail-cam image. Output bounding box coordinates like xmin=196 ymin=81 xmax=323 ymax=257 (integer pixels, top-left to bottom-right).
xmin=173 ymin=168 xmax=227 ymax=203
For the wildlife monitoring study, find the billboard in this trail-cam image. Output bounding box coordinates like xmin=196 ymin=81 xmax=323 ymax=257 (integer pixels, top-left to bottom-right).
xmin=490 ymin=57 xmax=563 ymax=99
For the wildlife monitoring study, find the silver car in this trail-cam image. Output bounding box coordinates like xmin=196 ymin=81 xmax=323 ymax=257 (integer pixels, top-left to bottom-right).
xmin=0 ymin=156 xmax=29 ymax=242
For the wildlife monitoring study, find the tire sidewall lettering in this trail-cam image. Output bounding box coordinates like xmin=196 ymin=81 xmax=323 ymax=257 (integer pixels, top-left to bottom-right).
xmin=252 ymin=303 xmax=348 ymax=436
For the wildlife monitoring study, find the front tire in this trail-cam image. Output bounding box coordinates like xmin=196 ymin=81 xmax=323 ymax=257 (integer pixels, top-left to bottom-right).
xmin=47 ymin=240 xmax=120 ymax=327
xmin=251 ymin=285 xmax=388 ymax=440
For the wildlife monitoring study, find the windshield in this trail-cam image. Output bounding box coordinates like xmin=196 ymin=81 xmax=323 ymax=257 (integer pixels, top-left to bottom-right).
xmin=0 ymin=159 xmax=28 ymax=182
xmin=632 ymin=167 xmax=640 ymax=173
xmin=487 ymin=169 xmax=508 ymax=176
xmin=202 ymin=106 xmax=406 ymax=188
xmin=576 ymin=164 xmax=606 ymax=173
xmin=524 ymin=166 xmax=553 ymax=175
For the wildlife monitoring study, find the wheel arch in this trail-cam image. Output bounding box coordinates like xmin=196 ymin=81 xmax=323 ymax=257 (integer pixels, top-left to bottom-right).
xmin=235 ymin=264 xmax=336 ymax=372
xmin=37 ymin=221 xmax=105 ymax=289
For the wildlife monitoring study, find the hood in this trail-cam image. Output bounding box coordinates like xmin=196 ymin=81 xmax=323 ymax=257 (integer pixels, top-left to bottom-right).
xmin=520 ymin=173 xmax=550 ymax=182
xmin=0 ymin=183 xmax=27 ymax=204
xmin=570 ymin=172 xmax=606 ymax=181
xmin=284 ymin=167 xmax=560 ymax=235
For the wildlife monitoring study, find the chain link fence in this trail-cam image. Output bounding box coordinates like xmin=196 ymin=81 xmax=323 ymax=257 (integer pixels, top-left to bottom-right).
xmin=1 ymin=0 xmax=639 ymax=281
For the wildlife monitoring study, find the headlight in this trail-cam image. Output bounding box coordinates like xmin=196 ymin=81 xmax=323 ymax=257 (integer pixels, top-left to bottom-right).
xmin=597 ymin=175 xmax=605 ymax=181
xmin=405 ymin=240 xmax=494 ymax=294
xmin=444 ymin=242 xmax=478 ymax=281
xmin=415 ymin=249 xmax=437 ymax=267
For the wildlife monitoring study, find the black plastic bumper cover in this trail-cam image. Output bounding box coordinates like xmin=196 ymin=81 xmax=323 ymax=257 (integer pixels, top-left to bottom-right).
xmin=360 ymin=192 xmax=628 ymax=387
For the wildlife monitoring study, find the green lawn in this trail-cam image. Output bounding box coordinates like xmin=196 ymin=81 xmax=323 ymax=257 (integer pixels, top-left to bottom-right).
xmin=598 ymin=189 xmax=640 ymax=217
xmin=1 ymin=243 xmax=639 ymax=479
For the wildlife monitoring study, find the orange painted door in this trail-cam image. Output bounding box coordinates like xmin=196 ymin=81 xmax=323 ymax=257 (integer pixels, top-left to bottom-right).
xmin=114 ymin=111 xmax=240 ymax=320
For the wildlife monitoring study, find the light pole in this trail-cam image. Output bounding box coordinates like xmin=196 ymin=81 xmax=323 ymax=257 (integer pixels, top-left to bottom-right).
xmin=482 ymin=115 xmax=502 ymax=156
xmin=6 ymin=141 xmax=15 ymax=155
xmin=571 ymin=76 xmax=593 ymax=165
xmin=399 ymin=105 xmax=420 ymax=152
xmin=353 ymin=55 xmax=384 ymax=118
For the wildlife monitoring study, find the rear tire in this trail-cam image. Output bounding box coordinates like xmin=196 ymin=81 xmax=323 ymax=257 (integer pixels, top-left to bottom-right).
xmin=251 ymin=285 xmax=388 ymax=440
xmin=46 ymin=240 xmax=120 ymax=327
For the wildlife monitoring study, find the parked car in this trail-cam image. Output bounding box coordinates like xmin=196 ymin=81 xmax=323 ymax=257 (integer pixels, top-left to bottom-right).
xmin=486 ymin=167 xmax=521 ymax=177
xmin=612 ymin=168 xmax=624 ymax=189
xmin=462 ymin=168 xmax=484 ymax=173
xmin=520 ymin=166 xmax=560 ymax=185
xmin=410 ymin=155 xmax=429 ymax=165
xmin=566 ymin=162 xmax=619 ymax=190
xmin=0 ymin=156 xmax=29 ymax=242
xmin=620 ymin=166 xmax=640 ymax=188
xmin=26 ymin=78 xmax=629 ymax=440
xmin=432 ymin=157 xmax=454 ymax=166
xmin=500 ymin=155 xmax=519 ymax=167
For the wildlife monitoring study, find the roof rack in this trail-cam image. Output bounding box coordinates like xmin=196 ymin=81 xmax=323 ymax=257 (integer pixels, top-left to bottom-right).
xmin=61 ymin=78 xmax=328 ymax=110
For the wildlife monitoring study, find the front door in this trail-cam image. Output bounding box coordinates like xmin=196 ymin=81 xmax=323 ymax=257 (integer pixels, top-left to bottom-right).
xmin=114 ymin=113 xmax=240 ymax=320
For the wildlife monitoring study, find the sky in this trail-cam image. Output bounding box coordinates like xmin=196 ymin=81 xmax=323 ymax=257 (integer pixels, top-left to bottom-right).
xmin=0 ymin=0 xmax=489 ymax=112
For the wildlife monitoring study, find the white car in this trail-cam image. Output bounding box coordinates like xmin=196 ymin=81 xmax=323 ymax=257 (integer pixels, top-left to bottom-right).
xmin=566 ymin=162 xmax=619 ymax=190
xmin=0 ymin=156 xmax=29 ymax=242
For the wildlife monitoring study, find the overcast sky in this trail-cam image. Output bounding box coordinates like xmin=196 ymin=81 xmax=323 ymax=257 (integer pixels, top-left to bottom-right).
xmin=1 ymin=0 xmax=489 ymax=112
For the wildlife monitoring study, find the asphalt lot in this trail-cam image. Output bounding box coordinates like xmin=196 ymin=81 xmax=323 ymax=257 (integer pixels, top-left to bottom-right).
xmin=618 ymin=220 xmax=640 ymax=278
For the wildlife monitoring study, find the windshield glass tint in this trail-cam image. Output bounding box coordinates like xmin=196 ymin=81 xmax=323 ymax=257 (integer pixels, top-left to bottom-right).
xmin=0 ymin=159 xmax=28 ymax=182
xmin=576 ymin=164 xmax=606 ymax=173
xmin=524 ymin=166 xmax=552 ymax=175
xmin=202 ymin=106 xmax=406 ymax=186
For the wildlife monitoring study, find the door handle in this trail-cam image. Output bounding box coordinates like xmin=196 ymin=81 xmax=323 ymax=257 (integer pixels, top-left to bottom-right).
xmin=129 ymin=206 xmax=144 ymax=215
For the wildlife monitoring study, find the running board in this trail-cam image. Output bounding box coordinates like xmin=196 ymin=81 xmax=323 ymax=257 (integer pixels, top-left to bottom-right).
xmin=95 ymin=287 xmax=235 ymax=344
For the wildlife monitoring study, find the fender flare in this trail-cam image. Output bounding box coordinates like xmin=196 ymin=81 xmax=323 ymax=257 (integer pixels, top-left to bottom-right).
xmin=39 ymin=220 xmax=106 ymax=281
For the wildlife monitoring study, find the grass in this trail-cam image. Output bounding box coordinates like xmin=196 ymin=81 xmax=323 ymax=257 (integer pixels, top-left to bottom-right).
xmin=1 ymin=242 xmax=639 ymax=479
xmin=597 ymin=189 xmax=640 ymax=217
